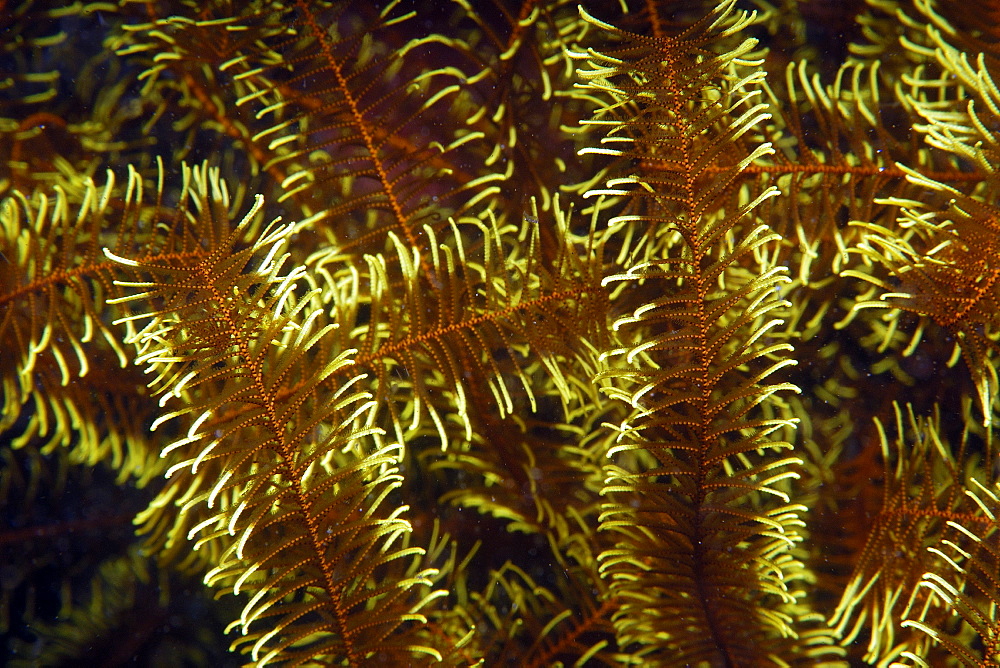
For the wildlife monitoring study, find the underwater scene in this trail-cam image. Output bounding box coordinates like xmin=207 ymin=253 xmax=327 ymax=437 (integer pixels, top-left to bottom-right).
xmin=2 ymin=0 xmax=1000 ymax=665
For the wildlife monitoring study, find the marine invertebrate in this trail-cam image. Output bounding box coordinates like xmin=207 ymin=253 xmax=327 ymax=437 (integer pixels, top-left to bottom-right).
xmin=2 ymin=0 xmax=999 ymax=665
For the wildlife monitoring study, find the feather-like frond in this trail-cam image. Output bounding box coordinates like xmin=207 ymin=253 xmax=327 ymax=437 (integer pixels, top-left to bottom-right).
xmin=308 ymin=198 xmax=606 ymax=452
xmin=0 ymin=166 xmax=170 ymax=483
xmin=104 ymin=166 xmax=447 ymax=664
xmin=402 ymin=0 xmax=589 ymax=213
xmin=7 ymin=1 xmax=1000 ymax=665
xmin=897 ymin=512 xmax=1000 ymax=667
xmin=570 ymin=2 xmax=823 ymax=663
xmin=828 ymin=403 xmax=999 ymax=665
xmin=454 ymin=560 xmax=616 ymax=667
xmin=238 ymin=0 xmax=502 ymax=262
xmin=846 ymin=168 xmax=1000 ymax=427
xmin=839 ymin=20 xmax=1000 ymax=426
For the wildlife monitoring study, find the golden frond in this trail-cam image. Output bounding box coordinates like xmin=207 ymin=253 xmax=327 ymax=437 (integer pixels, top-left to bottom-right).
xmin=569 ymin=2 xmax=824 ymax=663
xmin=0 ymin=165 xmax=170 ymax=483
xmin=6 ymin=1 xmax=1000 ymax=665
xmin=307 ymin=200 xmax=605 ymax=451
xmin=897 ymin=511 xmax=1000 ymax=666
xmin=104 ymin=166 xmax=449 ymax=664
xmin=846 ymin=167 xmax=1000 ymax=426
xmin=828 ymin=403 xmax=999 ymax=665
